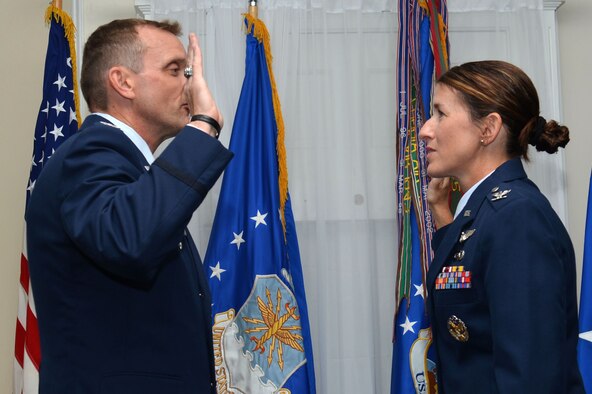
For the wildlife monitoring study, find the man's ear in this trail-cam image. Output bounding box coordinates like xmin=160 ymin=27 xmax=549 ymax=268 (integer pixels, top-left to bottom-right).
xmin=480 ymin=112 xmax=504 ymax=145
xmin=107 ymin=66 xmax=136 ymax=100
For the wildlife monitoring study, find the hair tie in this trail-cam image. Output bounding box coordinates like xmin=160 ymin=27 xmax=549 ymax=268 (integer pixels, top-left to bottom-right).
xmin=528 ymin=116 xmax=546 ymax=146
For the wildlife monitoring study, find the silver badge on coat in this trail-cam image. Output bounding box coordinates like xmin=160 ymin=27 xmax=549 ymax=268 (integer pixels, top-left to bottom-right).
xmin=459 ymin=229 xmax=476 ymax=243
xmin=491 ymin=189 xmax=511 ymax=201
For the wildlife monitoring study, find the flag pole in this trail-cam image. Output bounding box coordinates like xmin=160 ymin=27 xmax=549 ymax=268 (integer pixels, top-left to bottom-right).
xmin=248 ymin=0 xmax=257 ymax=19
xmin=53 ymin=0 xmax=62 ymax=9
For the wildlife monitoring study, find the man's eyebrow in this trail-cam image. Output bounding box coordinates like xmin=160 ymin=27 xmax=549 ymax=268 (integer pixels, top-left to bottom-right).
xmin=164 ymin=58 xmax=187 ymax=68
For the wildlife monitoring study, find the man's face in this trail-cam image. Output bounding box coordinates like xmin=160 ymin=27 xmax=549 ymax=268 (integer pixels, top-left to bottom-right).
xmin=131 ymin=26 xmax=190 ymax=142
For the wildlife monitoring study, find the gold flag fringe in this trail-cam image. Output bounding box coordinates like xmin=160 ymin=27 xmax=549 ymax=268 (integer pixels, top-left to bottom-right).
xmin=243 ymin=13 xmax=289 ymax=237
xmin=45 ymin=5 xmax=82 ymax=126
xmin=437 ymin=13 xmax=449 ymax=67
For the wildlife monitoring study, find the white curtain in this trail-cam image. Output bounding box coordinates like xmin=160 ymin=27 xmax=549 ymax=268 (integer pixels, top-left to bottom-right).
xmin=147 ymin=1 xmax=560 ymax=392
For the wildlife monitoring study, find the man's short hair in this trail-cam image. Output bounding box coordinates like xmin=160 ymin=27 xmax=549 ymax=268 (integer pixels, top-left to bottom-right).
xmin=80 ymin=19 xmax=182 ymax=111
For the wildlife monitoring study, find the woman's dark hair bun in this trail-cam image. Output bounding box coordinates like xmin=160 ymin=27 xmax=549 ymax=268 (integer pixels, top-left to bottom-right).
xmin=532 ymin=119 xmax=569 ymax=154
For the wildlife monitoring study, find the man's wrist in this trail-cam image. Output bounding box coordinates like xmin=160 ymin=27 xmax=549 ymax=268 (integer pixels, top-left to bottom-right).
xmin=190 ymin=114 xmax=221 ymax=139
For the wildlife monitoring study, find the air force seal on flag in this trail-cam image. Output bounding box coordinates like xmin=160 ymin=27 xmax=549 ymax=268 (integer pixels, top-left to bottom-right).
xmin=212 ymin=275 xmax=306 ymax=393
xmin=410 ymin=328 xmax=438 ymax=394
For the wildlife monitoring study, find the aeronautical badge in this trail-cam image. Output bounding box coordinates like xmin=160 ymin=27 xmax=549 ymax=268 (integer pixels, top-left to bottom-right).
xmin=447 ymin=315 xmax=469 ymax=342
xmin=459 ymin=229 xmax=476 ymax=243
xmin=211 ymin=275 xmax=305 ymax=394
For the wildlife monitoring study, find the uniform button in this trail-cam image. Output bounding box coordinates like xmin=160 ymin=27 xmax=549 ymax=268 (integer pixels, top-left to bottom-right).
xmin=198 ymin=292 xmax=204 ymax=297
xmin=178 ymin=242 xmax=183 ymax=250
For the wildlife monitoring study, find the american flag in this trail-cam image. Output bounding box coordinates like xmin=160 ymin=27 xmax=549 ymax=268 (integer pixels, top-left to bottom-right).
xmin=14 ymin=5 xmax=80 ymax=393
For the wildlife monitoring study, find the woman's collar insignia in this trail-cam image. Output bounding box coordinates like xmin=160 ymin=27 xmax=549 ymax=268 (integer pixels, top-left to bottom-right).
xmin=491 ymin=189 xmax=511 ymax=201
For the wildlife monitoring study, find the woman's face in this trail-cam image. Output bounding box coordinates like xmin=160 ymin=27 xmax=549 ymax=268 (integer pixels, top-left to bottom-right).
xmin=419 ymin=83 xmax=483 ymax=182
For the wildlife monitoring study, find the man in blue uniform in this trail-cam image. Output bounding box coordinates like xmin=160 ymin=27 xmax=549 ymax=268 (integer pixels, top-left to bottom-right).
xmin=26 ymin=19 xmax=232 ymax=393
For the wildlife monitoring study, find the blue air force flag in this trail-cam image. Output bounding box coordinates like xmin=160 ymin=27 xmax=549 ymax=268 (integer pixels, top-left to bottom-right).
xmin=578 ymin=170 xmax=592 ymax=393
xmin=392 ymin=1 xmax=448 ymax=392
xmin=204 ymin=15 xmax=316 ymax=394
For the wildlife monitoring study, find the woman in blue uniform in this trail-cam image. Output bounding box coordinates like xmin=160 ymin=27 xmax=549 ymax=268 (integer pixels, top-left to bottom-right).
xmin=419 ymin=60 xmax=584 ymax=393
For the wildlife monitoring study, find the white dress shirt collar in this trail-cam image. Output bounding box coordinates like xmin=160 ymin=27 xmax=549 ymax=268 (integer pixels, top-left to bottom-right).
xmin=92 ymin=113 xmax=155 ymax=165
xmin=453 ymin=170 xmax=495 ymax=219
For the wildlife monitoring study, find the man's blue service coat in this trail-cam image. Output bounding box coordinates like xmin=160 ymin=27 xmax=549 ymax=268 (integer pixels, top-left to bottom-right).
xmin=26 ymin=115 xmax=233 ymax=394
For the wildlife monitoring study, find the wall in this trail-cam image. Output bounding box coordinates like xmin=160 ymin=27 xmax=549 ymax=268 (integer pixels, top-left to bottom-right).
xmin=0 ymin=1 xmax=590 ymax=393
xmin=558 ymin=0 xmax=592 ymax=295
xmin=0 ymin=2 xmax=55 ymax=391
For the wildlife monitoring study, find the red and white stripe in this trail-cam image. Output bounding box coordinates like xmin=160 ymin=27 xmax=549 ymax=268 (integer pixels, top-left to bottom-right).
xmin=14 ymin=225 xmax=40 ymax=394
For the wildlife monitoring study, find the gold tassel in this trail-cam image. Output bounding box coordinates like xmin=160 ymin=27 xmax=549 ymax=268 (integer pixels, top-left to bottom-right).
xmin=44 ymin=5 xmax=82 ymax=126
xmin=244 ymin=13 xmax=289 ymax=237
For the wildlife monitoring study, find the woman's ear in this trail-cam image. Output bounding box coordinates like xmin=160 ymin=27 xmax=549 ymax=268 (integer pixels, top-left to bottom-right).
xmin=107 ymin=66 xmax=136 ymax=100
xmin=480 ymin=112 xmax=504 ymax=145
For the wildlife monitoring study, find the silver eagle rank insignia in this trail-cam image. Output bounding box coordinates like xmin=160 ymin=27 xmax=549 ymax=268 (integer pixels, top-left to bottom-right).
xmin=490 ymin=187 xmax=511 ymax=202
